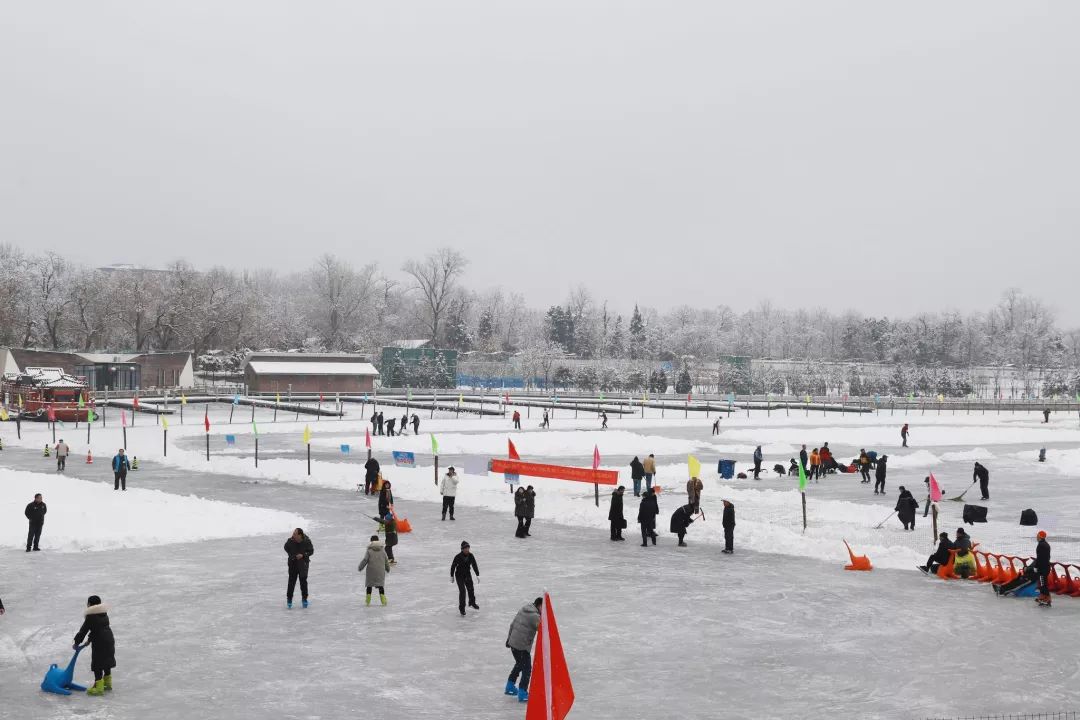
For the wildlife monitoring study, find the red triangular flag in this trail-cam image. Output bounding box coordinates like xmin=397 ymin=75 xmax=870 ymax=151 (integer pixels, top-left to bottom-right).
xmin=365 ymin=428 xmax=372 ymax=448
xmin=687 ymin=392 xmax=692 ymax=403
xmin=204 ymin=407 xmax=211 ymax=433
xmin=592 ymin=445 xmax=600 ymax=470
xmin=319 ymin=393 xmax=324 ymax=403
xmin=526 ymin=592 xmax=575 ymax=720
xmin=133 ymin=395 xmax=140 ymax=410
xmin=47 ymin=405 xmax=56 ymax=422
xmin=929 ymin=472 xmax=942 ymax=503
xmin=508 ymin=438 xmax=520 ymax=460
xmin=121 ymin=410 xmax=127 ymax=427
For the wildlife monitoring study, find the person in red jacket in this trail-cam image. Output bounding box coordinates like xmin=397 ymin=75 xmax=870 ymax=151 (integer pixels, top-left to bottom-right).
xmin=901 ymin=423 xmax=910 ymax=447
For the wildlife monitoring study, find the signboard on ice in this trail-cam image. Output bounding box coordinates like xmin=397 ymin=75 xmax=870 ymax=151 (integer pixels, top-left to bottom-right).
xmin=504 ymin=473 xmax=520 ymax=485
xmin=392 ymin=451 xmax=416 ymax=468
xmin=225 ymin=435 xmax=236 ymax=445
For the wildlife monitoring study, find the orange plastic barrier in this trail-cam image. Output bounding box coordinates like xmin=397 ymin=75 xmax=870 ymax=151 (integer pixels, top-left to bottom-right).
xmin=1070 ymin=566 xmax=1080 ymax=598
xmin=843 ymin=540 xmax=872 ymax=571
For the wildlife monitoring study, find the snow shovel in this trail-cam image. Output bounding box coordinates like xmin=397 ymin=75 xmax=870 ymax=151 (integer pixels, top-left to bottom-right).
xmin=949 ymin=480 xmax=978 ymax=502
xmin=41 ymin=644 xmax=89 ymax=695
xmin=874 ymin=510 xmax=898 ymax=529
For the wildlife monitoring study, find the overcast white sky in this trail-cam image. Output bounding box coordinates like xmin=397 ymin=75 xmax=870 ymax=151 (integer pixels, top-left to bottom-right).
xmin=2 ymin=2 xmax=1078 ymax=323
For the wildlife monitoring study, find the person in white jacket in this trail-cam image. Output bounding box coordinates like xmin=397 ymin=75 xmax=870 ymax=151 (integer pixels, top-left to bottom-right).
xmin=441 ymin=466 xmax=460 ymax=521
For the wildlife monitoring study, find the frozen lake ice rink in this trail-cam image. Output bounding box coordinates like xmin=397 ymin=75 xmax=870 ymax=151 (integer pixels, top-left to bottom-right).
xmin=2 ymin=403 xmax=1079 ymax=719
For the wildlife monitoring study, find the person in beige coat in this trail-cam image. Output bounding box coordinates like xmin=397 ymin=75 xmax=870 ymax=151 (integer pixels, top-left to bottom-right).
xmin=686 ymin=476 xmax=703 ymax=511
xmin=358 ymin=535 xmax=391 ymax=606
xmin=642 ymin=454 xmax=657 ymax=492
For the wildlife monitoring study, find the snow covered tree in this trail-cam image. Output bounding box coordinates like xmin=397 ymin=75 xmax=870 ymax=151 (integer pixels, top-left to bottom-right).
xmin=629 ymin=304 xmax=645 ymax=359
xmin=675 ymin=367 xmax=693 ymax=395
xmin=402 ymin=247 xmax=468 ymax=345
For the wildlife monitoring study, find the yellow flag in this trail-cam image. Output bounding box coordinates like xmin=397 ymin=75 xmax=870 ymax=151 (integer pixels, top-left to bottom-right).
xmin=687 ymin=454 xmax=701 ymax=478
xmin=18 ymin=396 xmax=24 ymax=408
xmin=276 ymin=393 xmax=281 ymax=404
xmin=303 ymin=425 xmax=311 ymax=444
xmin=162 ymin=417 xmax=169 ymax=430
xmin=180 ymin=394 xmax=187 ymax=405
xmin=458 ymin=393 xmax=463 ymax=404
xmin=938 ymin=393 xmax=945 ymax=402
xmin=0 ymin=407 xmax=8 ymax=421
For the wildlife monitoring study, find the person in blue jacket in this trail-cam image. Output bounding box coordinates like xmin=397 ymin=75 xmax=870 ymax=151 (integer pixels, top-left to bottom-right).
xmin=111 ymin=449 xmax=131 ymax=491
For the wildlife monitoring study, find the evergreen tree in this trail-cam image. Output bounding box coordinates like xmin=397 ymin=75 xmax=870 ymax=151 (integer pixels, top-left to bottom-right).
xmin=545 ymin=306 xmax=576 ymax=354
xmin=629 ymin=305 xmax=645 ymax=359
xmin=675 ymin=367 xmax=693 ymax=394
xmin=477 ymin=309 xmax=495 ymax=351
xmin=444 ymin=299 xmax=472 ymax=352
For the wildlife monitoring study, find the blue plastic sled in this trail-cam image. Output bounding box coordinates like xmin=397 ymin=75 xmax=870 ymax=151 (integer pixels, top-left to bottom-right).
xmin=41 ymin=644 xmax=88 ymax=695
xmin=1014 ymin=583 xmax=1040 ymax=598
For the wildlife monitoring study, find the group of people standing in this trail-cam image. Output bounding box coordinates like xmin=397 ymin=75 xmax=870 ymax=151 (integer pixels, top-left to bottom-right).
xmin=368 ymin=411 xmax=421 ymax=437
xmin=627 ymin=454 xmax=657 ymax=496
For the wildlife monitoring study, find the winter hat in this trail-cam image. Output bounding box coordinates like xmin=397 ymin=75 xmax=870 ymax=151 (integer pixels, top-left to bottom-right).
xmin=898 ymin=486 xmax=906 ymax=492
xmin=1037 ymin=530 xmax=1047 ymax=539
xmin=533 ymin=597 xmax=543 ymax=609
xmin=370 ymin=535 xmax=380 ymax=541
xmin=461 ymin=541 xmax=470 ymax=549
xmin=87 ymin=595 xmax=102 ymax=606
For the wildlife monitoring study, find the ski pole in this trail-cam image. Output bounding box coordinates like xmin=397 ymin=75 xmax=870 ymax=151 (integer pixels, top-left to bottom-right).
xmin=874 ymin=510 xmax=898 ymax=529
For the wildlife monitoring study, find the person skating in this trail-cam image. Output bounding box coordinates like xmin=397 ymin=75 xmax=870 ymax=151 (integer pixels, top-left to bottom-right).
xmin=512 ymin=410 xmax=521 ymax=430
xmin=973 ymin=462 xmax=990 ymax=500
xmin=376 ymin=411 xmax=385 ymax=436
xmin=440 ymin=466 xmax=459 ymax=521
xmin=25 ymin=492 xmax=46 ymax=552
xmin=73 ymin=595 xmax=116 ymax=696
xmin=752 ymin=446 xmax=763 ymax=480
xmin=451 ymin=541 xmax=480 ymax=615
xmin=809 ymin=448 xmax=821 ymax=482
xmin=1042 ymin=409 xmax=1051 ymax=424
xmin=1034 ymin=530 xmax=1052 ymax=606
xmin=513 ymin=486 xmax=527 ymax=538
xmin=608 ymin=486 xmax=626 ymax=541
xmin=386 ymin=417 xmax=397 ymax=437
xmin=873 ymin=455 xmax=888 ymax=495
xmin=378 ymin=481 xmax=394 ymax=518
xmin=504 ymin=597 xmax=542 ymax=703
xmin=540 ymin=410 xmax=550 ymax=429
xmin=111 ymin=449 xmax=130 ymax=491
xmin=0 ymin=596 xmax=4 ymax=615
xmin=642 ymin=454 xmax=657 ymax=492
xmin=670 ymin=503 xmax=696 ymax=547
xmin=638 ymin=487 xmax=659 ymax=546
xmin=522 ymin=485 xmax=536 ymax=536
xmin=358 ymin=535 xmax=390 ymax=606
xmin=712 ymin=418 xmax=720 ymax=436
xmin=55 ymin=439 xmax=70 ymax=471
xmin=629 ymin=456 xmax=645 ymax=497
xmin=284 ymin=528 xmax=314 ymax=609
xmin=858 ymin=449 xmax=872 ymax=483
xmin=895 ymin=486 xmax=918 ymax=530
xmin=600 ymin=411 xmax=608 ymax=429
xmin=901 ymin=423 xmax=909 ymax=447
xmin=721 ymin=499 xmax=735 ymax=554
xmin=686 ymin=475 xmax=703 ymax=511
xmin=799 ymin=445 xmax=808 ymax=476
xmin=371 ymin=513 xmax=399 ymax=565
xmin=364 ymin=456 xmax=380 ymax=496
xmin=411 ymin=413 xmax=420 ymax=434
xmin=921 ymin=532 xmax=953 ymax=574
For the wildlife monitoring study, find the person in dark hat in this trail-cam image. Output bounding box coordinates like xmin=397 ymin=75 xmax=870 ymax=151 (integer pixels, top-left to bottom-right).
xmin=921 ymin=532 xmax=953 ymax=574
xmin=895 ymin=486 xmax=918 ymax=530
xmin=873 ymin=455 xmax=888 ymax=495
xmin=73 ymin=595 xmax=116 ymax=696
xmin=608 ymin=486 xmax=626 ymax=541
xmin=450 ymin=541 xmax=480 ymax=616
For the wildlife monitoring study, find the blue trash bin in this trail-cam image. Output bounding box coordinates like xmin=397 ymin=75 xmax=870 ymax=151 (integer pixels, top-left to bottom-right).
xmin=718 ymin=459 xmax=735 ymax=479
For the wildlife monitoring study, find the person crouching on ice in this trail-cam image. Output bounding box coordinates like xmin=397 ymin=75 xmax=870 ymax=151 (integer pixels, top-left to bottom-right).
xmin=73 ymin=595 xmax=116 ymax=696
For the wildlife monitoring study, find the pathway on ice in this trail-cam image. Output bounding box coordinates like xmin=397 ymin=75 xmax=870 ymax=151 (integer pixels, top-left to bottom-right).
xmin=2 ymin=425 xmax=1079 ymax=718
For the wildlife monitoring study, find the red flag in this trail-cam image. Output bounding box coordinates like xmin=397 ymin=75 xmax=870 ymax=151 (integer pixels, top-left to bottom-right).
xmin=121 ymin=410 xmax=127 ymax=427
xmin=133 ymin=395 xmax=140 ymax=410
xmin=592 ymin=445 xmax=600 ymax=470
xmin=508 ymin=438 xmax=520 ymax=460
xmin=929 ymin=472 xmax=943 ymax=503
xmin=687 ymin=392 xmax=692 ymax=403
xmin=204 ymin=407 xmax=211 ymax=433
xmin=365 ymin=428 xmax=372 ymax=448
xmin=47 ymin=405 xmax=56 ymax=422
xmin=319 ymin=393 xmax=324 ymax=403
xmin=526 ymin=592 xmax=574 ymax=720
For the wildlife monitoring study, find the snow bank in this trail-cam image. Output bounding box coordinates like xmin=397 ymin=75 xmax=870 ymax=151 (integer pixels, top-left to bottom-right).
xmin=940 ymin=448 xmax=996 ymax=463
xmin=1 ymin=471 xmax=306 ymax=552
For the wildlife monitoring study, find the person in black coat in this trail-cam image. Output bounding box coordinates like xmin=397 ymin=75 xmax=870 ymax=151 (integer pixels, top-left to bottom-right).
xmin=284 ymin=528 xmax=314 ymax=608
xmin=721 ymin=500 xmax=735 ymax=554
xmin=670 ymin=504 xmax=696 ymax=547
xmin=364 ymin=457 xmax=381 ymax=496
xmin=386 ymin=417 xmax=397 ymax=437
xmin=973 ymin=462 xmax=990 ymax=500
xmin=73 ymin=595 xmax=115 ymax=695
xmin=25 ymin=493 xmax=46 ymax=552
xmin=1034 ymin=531 xmax=1052 ymax=603
xmin=921 ymin=532 xmax=953 ymax=573
xmin=376 ymin=412 xmax=385 ymax=435
xmin=629 ymin=456 xmax=645 ymax=497
xmin=370 ymin=412 xmax=378 ymax=435
xmin=637 ymin=487 xmax=659 ymax=546
xmin=895 ymin=486 xmax=918 ymax=530
xmin=450 ymin=541 xmax=480 ymax=616
xmin=411 ymin=414 xmax=420 ymax=435
xmin=608 ymin=486 xmax=626 ymax=541
xmin=399 ymin=413 xmax=409 ymax=435
xmin=873 ymin=455 xmax=888 ymax=495
xmin=522 ymin=486 xmax=536 ymax=536
xmin=378 ymin=481 xmax=394 ymax=518
xmin=513 ymin=487 xmax=527 ymax=538
xmin=799 ymin=445 xmax=808 ymax=475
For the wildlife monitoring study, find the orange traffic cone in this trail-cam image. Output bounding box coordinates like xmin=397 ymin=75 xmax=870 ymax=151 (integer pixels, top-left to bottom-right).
xmin=86 ymin=449 xmax=93 ymax=464
xmin=843 ymin=540 xmax=872 ymax=571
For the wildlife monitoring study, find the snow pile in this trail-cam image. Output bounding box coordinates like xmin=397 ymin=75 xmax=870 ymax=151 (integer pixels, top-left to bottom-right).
xmin=1 ymin=471 xmax=306 ymax=552
xmin=940 ymin=448 xmax=996 ymax=462
xmin=885 ymin=450 xmax=941 ymax=468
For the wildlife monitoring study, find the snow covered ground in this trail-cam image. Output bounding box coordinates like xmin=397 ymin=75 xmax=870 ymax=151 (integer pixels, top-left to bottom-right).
xmin=1 ymin=404 xmax=1079 ymax=719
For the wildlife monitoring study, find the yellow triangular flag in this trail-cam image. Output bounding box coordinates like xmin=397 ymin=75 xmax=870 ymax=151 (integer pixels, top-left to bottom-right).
xmin=303 ymin=425 xmax=311 ymax=444
xmin=0 ymin=407 xmax=8 ymax=421
xmin=162 ymin=417 xmax=169 ymax=430
xmin=180 ymin=394 xmax=187 ymax=405
xmin=687 ymin=454 xmax=701 ymax=478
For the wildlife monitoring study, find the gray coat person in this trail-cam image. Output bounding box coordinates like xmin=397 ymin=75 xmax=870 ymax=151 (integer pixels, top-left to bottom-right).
xmin=358 ymin=539 xmax=390 ymax=587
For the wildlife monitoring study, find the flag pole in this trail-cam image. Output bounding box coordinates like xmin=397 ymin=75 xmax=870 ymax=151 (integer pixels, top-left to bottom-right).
xmin=801 ymin=491 xmax=807 ymax=531
xmin=163 ymin=428 xmax=167 ymax=457
xmin=255 ymin=437 xmax=259 ymax=468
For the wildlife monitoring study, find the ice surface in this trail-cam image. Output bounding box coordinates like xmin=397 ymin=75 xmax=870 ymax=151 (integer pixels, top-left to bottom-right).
xmin=2 ymin=404 xmax=1079 ymax=719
